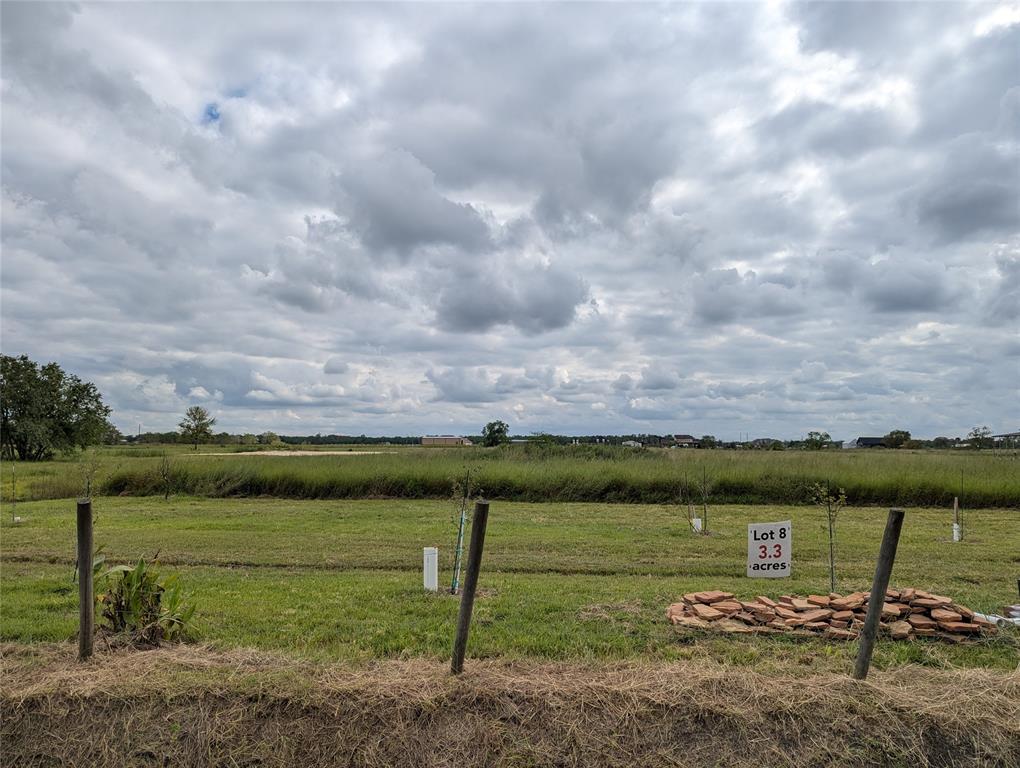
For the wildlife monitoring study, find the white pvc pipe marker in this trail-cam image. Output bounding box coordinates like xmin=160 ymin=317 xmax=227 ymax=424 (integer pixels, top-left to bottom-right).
xmin=952 ymin=523 xmax=961 ymax=542
xmin=423 ymin=547 xmax=439 ymax=591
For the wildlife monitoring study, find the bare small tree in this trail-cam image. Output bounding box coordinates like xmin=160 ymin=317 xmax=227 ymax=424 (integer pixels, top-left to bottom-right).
xmin=679 ymin=470 xmax=692 ymax=531
xmin=449 ymin=468 xmax=473 ymax=594
xmin=77 ymin=448 xmax=103 ymax=500
xmin=679 ymin=467 xmax=713 ymax=534
xmin=159 ymin=451 xmax=174 ymax=500
xmin=680 ymin=469 xmax=698 ymax=532
xmin=9 ymin=461 xmax=16 ymax=521
xmin=699 ymin=465 xmax=713 ymax=535
xmin=811 ymin=483 xmax=847 ymax=593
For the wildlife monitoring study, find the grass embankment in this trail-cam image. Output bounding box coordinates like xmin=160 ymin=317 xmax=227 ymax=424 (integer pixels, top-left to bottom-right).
xmin=4 ymin=644 xmax=1018 ymax=768
xmin=3 ymin=498 xmax=1017 ymax=668
xmin=6 ymin=445 xmax=1019 ymax=506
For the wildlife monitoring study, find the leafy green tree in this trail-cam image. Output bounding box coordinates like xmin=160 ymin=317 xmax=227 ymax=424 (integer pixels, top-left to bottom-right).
xmin=481 ymin=420 xmax=510 ymax=447
xmin=803 ymin=431 xmax=831 ymax=450
xmin=699 ymin=435 xmax=718 ymax=448
xmin=102 ymin=421 xmax=123 ymax=445
xmin=0 ymin=354 xmax=111 ymax=460
xmin=179 ymin=406 xmax=216 ymax=450
xmin=258 ymin=431 xmax=279 ymax=445
xmin=883 ymin=429 xmax=911 ymax=448
xmin=967 ymin=426 xmax=993 ymax=449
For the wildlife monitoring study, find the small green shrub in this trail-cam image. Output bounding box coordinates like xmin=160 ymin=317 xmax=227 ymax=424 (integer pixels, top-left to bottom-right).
xmin=98 ymin=558 xmax=196 ymax=645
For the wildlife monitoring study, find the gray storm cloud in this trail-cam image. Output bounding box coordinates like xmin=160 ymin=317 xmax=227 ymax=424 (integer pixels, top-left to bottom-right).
xmin=1 ymin=1 xmax=1017 ymax=438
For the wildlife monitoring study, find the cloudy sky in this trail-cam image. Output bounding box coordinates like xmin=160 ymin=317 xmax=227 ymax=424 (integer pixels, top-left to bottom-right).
xmin=2 ymin=2 xmax=1017 ymax=439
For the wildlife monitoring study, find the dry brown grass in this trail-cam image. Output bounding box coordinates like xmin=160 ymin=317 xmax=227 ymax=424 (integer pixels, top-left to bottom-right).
xmin=2 ymin=642 xmax=1018 ymax=767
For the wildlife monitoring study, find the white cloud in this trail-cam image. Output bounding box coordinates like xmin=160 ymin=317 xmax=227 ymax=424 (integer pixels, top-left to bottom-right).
xmin=2 ymin=2 xmax=1016 ymax=439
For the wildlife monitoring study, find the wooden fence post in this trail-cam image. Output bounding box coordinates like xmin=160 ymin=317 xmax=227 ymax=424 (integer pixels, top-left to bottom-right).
xmin=451 ymin=500 xmax=490 ymax=675
xmin=77 ymin=498 xmax=94 ymax=661
xmin=853 ymin=508 xmax=905 ymax=680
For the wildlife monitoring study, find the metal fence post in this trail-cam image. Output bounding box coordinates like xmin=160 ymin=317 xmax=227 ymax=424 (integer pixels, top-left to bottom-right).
xmin=77 ymin=498 xmax=94 ymax=661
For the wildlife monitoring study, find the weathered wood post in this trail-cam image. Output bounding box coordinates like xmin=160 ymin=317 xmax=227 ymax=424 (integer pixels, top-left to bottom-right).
xmin=853 ymin=508 xmax=905 ymax=680
xmin=76 ymin=498 xmax=95 ymax=661
xmin=451 ymin=500 xmax=490 ymax=675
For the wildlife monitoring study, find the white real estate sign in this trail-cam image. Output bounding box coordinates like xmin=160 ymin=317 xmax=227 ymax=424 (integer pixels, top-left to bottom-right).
xmin=747 ymin=520 xmax=792 ymax=578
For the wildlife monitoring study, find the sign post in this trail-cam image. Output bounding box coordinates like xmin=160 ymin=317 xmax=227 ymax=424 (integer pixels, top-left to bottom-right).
xmin=747 ymin=520 xmax=791 ymax=578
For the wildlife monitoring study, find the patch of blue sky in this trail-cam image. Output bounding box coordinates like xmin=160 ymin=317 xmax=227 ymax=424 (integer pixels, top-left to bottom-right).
xmin=202 ymin=102 xmax=221 ymax=124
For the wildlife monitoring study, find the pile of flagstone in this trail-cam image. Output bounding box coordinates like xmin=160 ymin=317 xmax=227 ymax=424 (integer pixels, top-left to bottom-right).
xmin=667 ymin=588 xmax=998 ymax=642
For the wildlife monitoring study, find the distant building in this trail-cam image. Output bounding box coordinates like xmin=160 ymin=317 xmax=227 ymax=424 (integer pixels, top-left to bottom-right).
xmin=992 ymin=431 xmax=1020 ymax=447
xmin=842 ymin=437 xmax=885 ymax=449
xmin=672 ymin=434 xmax=698 ymax=448
xmin=421 ymin=435 xmax=474 ymax=447
xmin=622 ymin=440 xmax=642 ymax=448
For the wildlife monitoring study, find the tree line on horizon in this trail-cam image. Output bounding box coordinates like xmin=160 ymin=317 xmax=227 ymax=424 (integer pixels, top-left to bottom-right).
xmin=0 ymin=354 xmax=1006 ymax=461
xmin=120 ymin=429 xmax=998 ymax=451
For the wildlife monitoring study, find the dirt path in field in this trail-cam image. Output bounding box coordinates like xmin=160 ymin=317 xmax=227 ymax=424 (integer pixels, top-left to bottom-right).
xmin=196 ymin=450 xmax=396 ymax=456
xmin=3 ymin=643 xmax=1018 ymax=768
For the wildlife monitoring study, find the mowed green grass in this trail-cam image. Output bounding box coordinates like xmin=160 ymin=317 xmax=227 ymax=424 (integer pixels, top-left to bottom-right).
xmin=2 ymin=497 xmax=1017 ymax=669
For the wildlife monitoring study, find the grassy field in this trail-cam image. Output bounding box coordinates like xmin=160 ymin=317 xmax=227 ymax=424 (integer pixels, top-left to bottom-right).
xmin=2 ymin=496 xmax=1017 ymax=669
xmin=4 ymin=443 xmax=1019 ymax=506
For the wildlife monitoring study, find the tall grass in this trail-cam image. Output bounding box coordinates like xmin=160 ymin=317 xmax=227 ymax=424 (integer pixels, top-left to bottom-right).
xmin=90 ymin=446 xmax=1020 ymax=507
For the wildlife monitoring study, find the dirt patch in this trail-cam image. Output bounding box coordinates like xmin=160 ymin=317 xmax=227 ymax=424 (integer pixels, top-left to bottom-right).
xmin=3 ymin=643 xmax=1018 ymax=767
xmin=579 ymin=600 xmax=645 ymax=621
xmin=195 ymin=450 xmax=395 ymax=456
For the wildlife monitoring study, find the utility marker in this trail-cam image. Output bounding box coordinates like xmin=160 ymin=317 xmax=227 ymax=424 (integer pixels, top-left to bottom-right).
xmin=423 ymin=547 xmax=439 ymax=592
